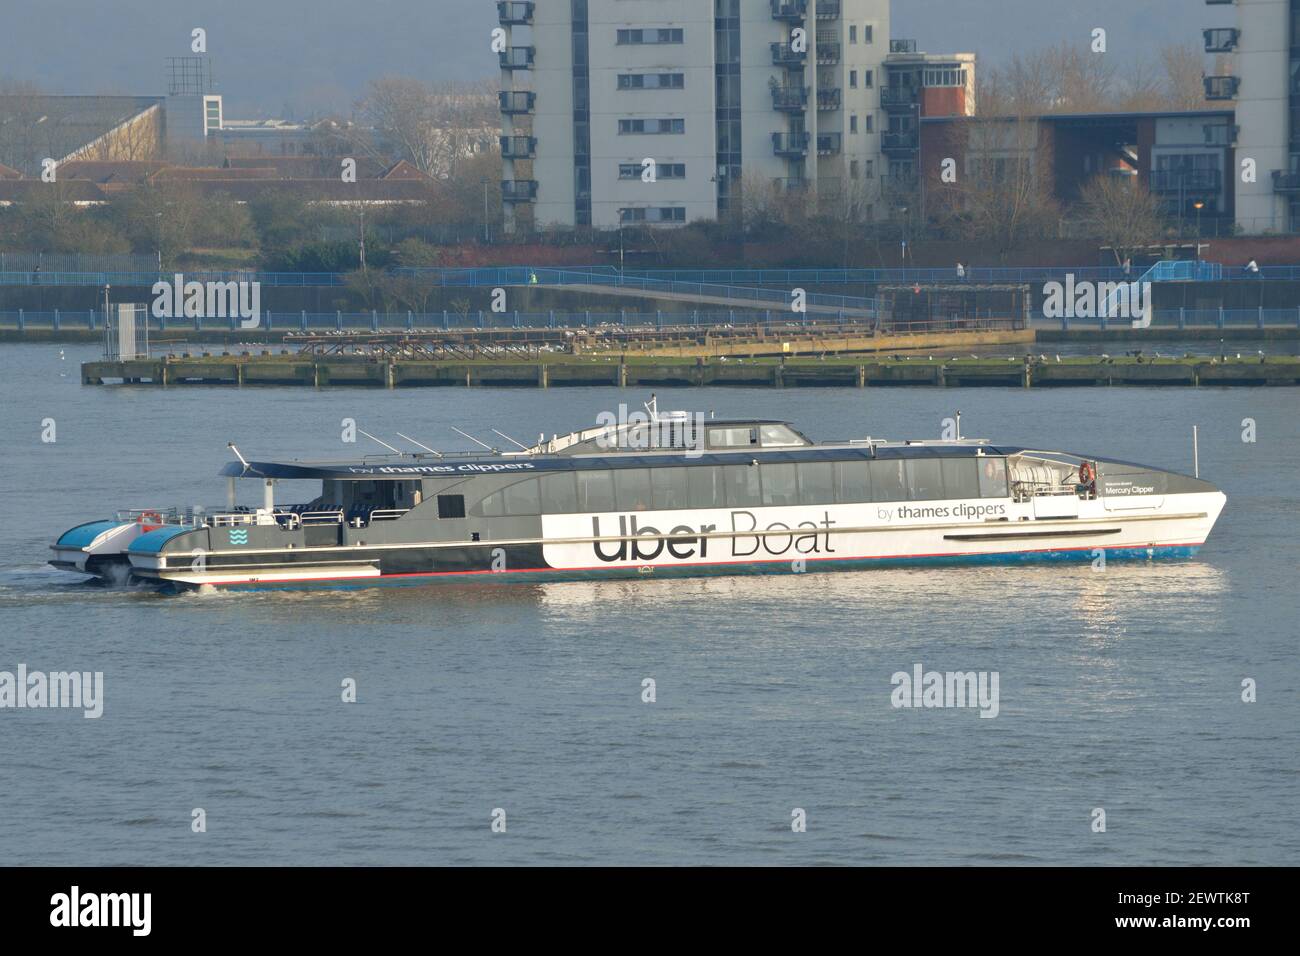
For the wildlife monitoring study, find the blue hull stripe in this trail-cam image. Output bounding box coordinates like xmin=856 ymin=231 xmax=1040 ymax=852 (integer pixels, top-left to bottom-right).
xmin=192 ymin=543 xmax=1202 ymax=593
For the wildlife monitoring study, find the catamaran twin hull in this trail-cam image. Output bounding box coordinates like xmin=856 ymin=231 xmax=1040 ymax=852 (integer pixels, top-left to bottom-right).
xmin=50 ymin=417 xmax=1226 ymax=592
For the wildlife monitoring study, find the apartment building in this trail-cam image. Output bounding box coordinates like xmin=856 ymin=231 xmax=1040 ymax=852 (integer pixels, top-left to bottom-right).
xmin=1208 ymin=0 xmax=1293 ymax=232
xmin=497 ymin=0 xmax=890 ymax=232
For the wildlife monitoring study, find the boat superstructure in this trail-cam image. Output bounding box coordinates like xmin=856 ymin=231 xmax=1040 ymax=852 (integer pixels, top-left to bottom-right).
xmin=50 ymin=405 xmax=1227 ymax=591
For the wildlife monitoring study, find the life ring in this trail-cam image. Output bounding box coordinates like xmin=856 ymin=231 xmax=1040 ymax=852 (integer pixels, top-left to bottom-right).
xmin=139 ymin=511 xmax=162 ymax=525
xmin=1078 ymin=462 xmax=1095 ymax=485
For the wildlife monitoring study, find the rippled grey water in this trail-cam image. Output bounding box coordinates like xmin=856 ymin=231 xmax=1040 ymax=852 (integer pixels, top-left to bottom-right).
xmin=1 ymin=344 xmax=1296 ymax=865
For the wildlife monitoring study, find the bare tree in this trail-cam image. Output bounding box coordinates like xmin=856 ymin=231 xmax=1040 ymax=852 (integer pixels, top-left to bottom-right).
xmin=352 ymin=77 xmax=498 ymax=180
xmin=1161 ymin=45 xmax=1213 ymax=112
xmin=1078 ymin=174 xmax=1167 ymax=266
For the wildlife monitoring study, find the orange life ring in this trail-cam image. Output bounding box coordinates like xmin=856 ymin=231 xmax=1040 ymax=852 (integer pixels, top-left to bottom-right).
xmin=1078 ymin=462 xmax=1094 ymax=485
xmin=139 ymin=511 xmax=162 ymax=525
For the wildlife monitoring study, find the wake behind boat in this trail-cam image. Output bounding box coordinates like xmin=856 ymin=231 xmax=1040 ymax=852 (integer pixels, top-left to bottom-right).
xmin=50 ymin=402 xmax=1226 ymax=591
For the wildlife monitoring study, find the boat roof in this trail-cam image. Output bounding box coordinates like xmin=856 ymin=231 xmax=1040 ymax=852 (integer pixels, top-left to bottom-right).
xmin=220 ymin=440 xmax=1042 ymax=481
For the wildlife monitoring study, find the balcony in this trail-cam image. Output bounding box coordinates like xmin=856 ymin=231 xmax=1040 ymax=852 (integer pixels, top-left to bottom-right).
xmin=1273 ymin=171 xmax=1300 ymax=192
xmin=815 ymin=40 xmax=841 ymax=64
xmin=1150 ymin=169 xmax=1222 ymax=192
xmin=501 ymin=180 xmax=538 ymax=202
xmin=498 ymin=91 xmax=536 ymax=114
xmin=499 ymin=47 xmax=535 ymax=70
xmin=881 ymin=86 xmax=919 ymax=109
xmin=497 ymin=1 xmax=534 ymax=25
xmin=1204 ymin=0 xmax=1233 ymax=4
xmin=1203 ymin=123 xmax=1239 ymax=146
xmin=890 ymin=39 xmax=918 ymax=54
xmin=881 ymin=131 xmax=918 ymax=153
xmin=771 ymin=85 xmax=809 ymax=111
xmin=816 ymin=132 xmax=842 ymax=154
xmin=1203 ymin=75 xmax=1239 ymax=100
xmin=770 ymin=0 xmax=806 ymax=22
xmin=817 ymin=87 xmax=841 ymax=110
xmin=500 ymin=135 xmax=537 ymax=159
xmin=772 ymin=131 xmax=811 ymax=157
xmin=1203 ymin=27 xmax=1240 ymax=53
xmin=816 ymin=0 xmax=842 ymax=17
xmin=771 ymin=41 xmax=807 ymax=67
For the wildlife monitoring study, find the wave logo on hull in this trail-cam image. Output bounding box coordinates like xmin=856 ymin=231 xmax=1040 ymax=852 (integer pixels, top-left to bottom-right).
xmin=228 ymin=529 xmax=249 ymax=545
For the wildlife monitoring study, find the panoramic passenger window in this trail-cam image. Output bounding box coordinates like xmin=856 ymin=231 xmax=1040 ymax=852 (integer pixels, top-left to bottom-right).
xmin=941 ymin=458 xmax=981 ymax=500
xmin=437 ymin=494 xmax=466 ymax=519
xmin=978 ymin=457 xmax=1009 ymax=498
xmin=708 ymin=426 xmax=758 ymax=449
xmin=797 ymin=461 xmax=835 ymax=505
xmin=761 ymin=463 xmax=798 ymax=506
xmin=503 ymin=478 xmax=541 ymax=516
xmin=870 ymin=459 xmax=908 ymax=502
xmin=687 ymin=465 xmax=723 ymax=509
xmin=615 ymin=468 xmax=653 ymax=511
xmin=651 ymin=467 xmax=689 ymax=510
xmin=836 ymin=460 xmax=872 ymax=503
xmin=541 ymin=473 xmax=578 ymax=513
xmin=759 ymin=424 xmax=804 ymax=447
xmin=722 ymin=464 xmax=762 ymax=507
xmin=906 ymin=459 xmax=946 ymax=501
xmin=578 ymin=470 xmax=616 ymax=512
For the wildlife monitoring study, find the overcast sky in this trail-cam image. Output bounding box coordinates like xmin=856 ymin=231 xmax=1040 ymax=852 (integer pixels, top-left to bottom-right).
xmin=1 ymin=0 xmax=1225 ymax=118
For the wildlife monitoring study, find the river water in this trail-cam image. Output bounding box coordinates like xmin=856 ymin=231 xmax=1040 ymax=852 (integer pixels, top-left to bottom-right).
xmin=1 ymin=343 xmax=1296 ymax=865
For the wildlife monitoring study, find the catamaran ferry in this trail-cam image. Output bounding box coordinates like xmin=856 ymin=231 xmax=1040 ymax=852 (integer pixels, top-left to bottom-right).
xmin=50 ymin=404 xmax=1226 ymax=591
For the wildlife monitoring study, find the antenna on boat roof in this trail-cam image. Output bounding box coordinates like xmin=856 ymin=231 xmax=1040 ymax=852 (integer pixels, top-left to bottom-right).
xmin=644 ymin=393 xmax=658 ymax=422
xmin=451 ymin=426 xmax=495 ymax=452
xmin=227 ymin=442 xmax=250 ymax=469
xmin=358 ymin=428 xmax=403 ymax=455
xmin=396 ymin=432 xmax=443 ymax=458
xmin=956 ymin=410 xmax=962 ymax=441
xmin=491 ymin=428 xmax=530 ymax=451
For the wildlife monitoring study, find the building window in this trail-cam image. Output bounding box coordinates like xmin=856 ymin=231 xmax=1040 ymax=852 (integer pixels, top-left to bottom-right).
xmin=923 ymin=68 xmax=967 ymax=87
xmin=618 ymin=72 xmax=685 ymax=90
xmin=863 ymin=24 xmax=873 ymax=43
xmin=616 ymin=27 xmax=684 ymax=45
xmin=849 ymin=25 xmax=857 ymax=44
xmin=619 ymin=206 xmax=687 ymax=223
xmin=864 ymin=113 xmax=874 ymax=132
xmin=850 ymin=159 xmax=860 ymax=179
xmin=864 ymin=159 xmax=874 ymax=178
xmin=618 ymin=118 xmax=685 ymax=134
xmin=863 ymin=70 xmax=873 ymax=89
xmin=619 ymin=162 xmax=686 ymax=179
xmin=850 ymin=114 xmax=858 ymax=134
xmin=850 ymin=70 xmax=858 ymax=89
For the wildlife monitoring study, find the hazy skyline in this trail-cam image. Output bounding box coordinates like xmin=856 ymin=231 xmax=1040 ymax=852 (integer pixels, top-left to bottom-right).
xmin=1 ymin=0 xmax=1227 ymax=118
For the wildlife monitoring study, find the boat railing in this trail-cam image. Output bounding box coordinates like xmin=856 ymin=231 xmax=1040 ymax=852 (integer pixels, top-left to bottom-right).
xmin=210 ymin=512 xmax=264 ymax=528
xmin=298 ymin=510 xmax=345 ymax=525
xmin=114 ymin=507 xmax=189 ymax=524
xmin=367 ymin=509 xmax=409 ymax=522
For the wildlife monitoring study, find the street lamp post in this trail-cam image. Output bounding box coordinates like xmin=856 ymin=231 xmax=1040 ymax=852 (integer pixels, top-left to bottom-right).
xmin=482 ymin=179 xmax=490 ymax=243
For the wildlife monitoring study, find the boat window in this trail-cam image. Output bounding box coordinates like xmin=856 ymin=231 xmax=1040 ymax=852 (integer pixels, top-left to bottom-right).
xmin=504 ymin=478 xmax=541 ymax=516
xmin=722 ymin=464 xmax=762 ymax=507
xmin=437 ymin=494 xmax=466 ymax=519
xmin=686 ymin=465 xmax=723 ymax=509
xmin=761 ymin=463 xmax=798 ymax=506
xmin=978 ymin=457 xmax=1009 ymax=498
xmin=473 ymin=488 xmax=505 ymax=517
xmin=541 ymin=473 xmax=578 ymax=513
xmin=708 ymin=426 xmax=758 ymax=449
xmin=651 ymin=467 xmax=689 ymax=510
xmin=797 ymin=461 xmax=835 ymax=505
xmin=577 ymin=470 xmax=616 ymax=512
xmin=941 ymin=458 xmax=980 ymax=500
xmin=836 ymin=460 xmax=872 ymax=503
xmin=759 ymin=424 xmax=805 ymax=447
xmin=870 ymin=459 xmax=908 ymax=502
xmin=615 ymin=469 xmax=653 ymax=511
xmin=906 ymin=459 xmax=946 ymax=501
